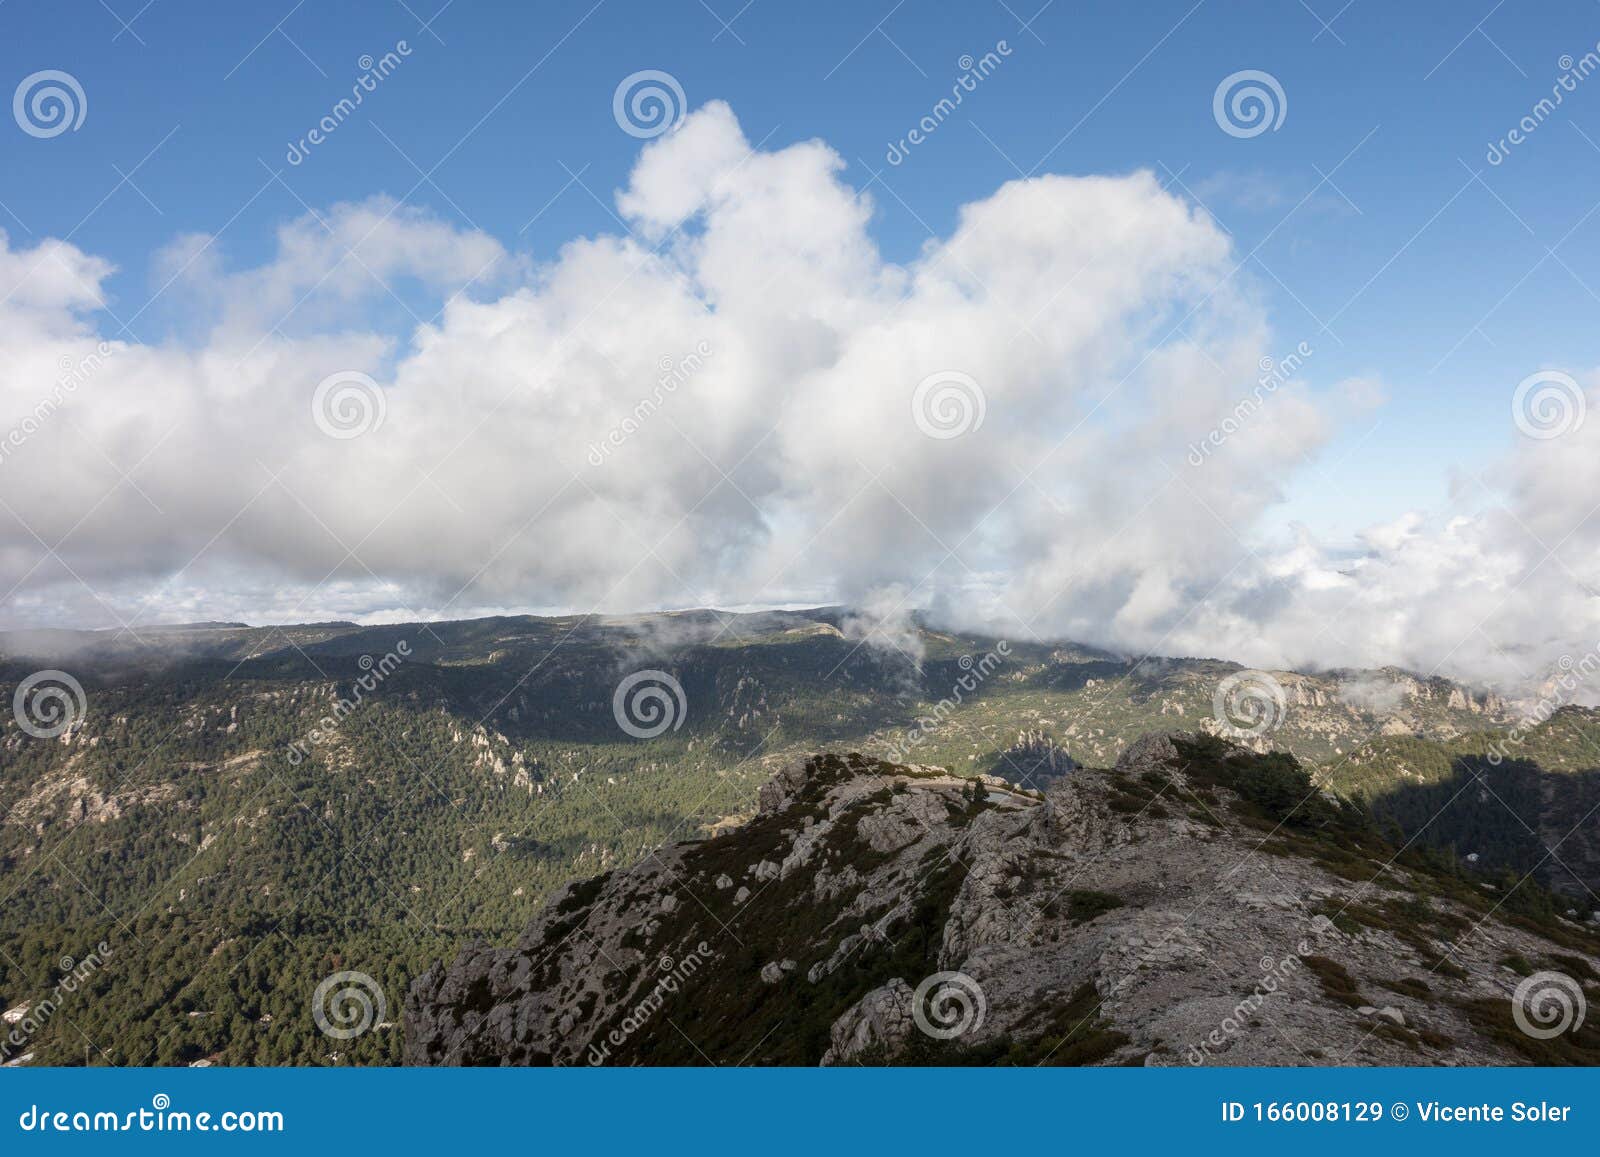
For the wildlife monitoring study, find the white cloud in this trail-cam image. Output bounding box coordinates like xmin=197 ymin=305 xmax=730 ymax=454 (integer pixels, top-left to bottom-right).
xmin=0 ymin=103 xmax=1595 ymax=695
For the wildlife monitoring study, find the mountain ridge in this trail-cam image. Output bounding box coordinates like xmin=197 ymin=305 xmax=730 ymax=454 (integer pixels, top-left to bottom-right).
xmin=404 ymin=735 xmax=1600 ymax=1066
xmin=2 ymin=609 xmax=1596 ymax=1066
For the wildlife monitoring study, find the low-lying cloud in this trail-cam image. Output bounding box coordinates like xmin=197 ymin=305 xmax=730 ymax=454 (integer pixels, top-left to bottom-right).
xmin=1 ymin=101 xmax=1595 ymax=694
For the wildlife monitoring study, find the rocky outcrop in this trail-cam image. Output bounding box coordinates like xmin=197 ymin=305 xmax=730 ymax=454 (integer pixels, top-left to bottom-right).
xmin=405 ymin=740 xmax=1600 ymax=1067
xmin=820 ymin=979 xmax=915 ymax=1064
xmin=993 ymin=729 xmax=1079 ymax=785
xmin=1115 ymin=732 xmax=1182 ymax=772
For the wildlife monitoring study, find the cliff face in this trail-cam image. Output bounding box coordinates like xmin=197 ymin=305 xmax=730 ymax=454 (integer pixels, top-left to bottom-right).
xmin=405 ymin=737 xmax=1600 ymax=1067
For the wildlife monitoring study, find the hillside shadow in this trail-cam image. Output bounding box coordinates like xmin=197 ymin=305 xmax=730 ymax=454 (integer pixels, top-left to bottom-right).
xmin=1369 ymin=754 xmax=1600 ymax=900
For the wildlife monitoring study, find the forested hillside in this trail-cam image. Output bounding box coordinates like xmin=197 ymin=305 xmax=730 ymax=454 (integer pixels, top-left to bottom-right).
xmin=1 ymin=609 xmax=1594 ymax=1065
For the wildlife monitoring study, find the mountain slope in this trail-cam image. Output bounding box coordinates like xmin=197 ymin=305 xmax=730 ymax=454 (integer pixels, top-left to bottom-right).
xmin=405 ymin=736 xmax=1600 ymax=1066
xmin=2 ymin=609 xmax=1594 ymax=1066
xmin=1327 ymin=709 xmax=1600 ymax=897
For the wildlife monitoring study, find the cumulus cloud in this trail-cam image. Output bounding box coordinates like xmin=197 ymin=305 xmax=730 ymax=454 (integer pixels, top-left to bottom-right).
xmin=0 ymin=101 xmax=1595 ymax=694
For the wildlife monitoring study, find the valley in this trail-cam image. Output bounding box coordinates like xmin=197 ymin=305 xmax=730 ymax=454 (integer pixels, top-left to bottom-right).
xmin=2 ymin=609 xmax=1596 ymax=1065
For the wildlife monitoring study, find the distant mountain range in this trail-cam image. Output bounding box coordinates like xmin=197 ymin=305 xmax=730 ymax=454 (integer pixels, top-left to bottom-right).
xmin=2 ymin=609 xmax=1596 ymax=1066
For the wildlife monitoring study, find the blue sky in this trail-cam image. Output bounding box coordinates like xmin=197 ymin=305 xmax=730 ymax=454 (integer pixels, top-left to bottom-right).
xmin=2 ymin=1 xmax=1599 ymax=682
xmin=6 ymin=0 xmax=1600 ymax=536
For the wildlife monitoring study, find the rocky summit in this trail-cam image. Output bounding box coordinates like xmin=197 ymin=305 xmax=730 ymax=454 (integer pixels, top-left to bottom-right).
xmin=405 ymin=734 xmax=1600 ymax=1066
